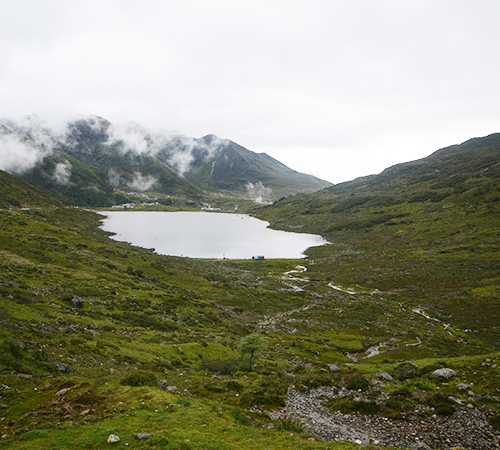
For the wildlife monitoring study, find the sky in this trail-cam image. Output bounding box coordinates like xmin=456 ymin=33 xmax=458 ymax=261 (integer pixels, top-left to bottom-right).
xmin=1 ymin=0 xmax=500 ymax=184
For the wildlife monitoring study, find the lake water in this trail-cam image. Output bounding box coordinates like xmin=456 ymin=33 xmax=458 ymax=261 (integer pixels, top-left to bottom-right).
xmin=99 ymin=211 xmax=327 ymax=259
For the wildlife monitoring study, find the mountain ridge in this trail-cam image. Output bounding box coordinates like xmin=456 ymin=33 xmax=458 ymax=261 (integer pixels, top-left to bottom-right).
xmin=0 ymin=115 xmax=330 ymax=207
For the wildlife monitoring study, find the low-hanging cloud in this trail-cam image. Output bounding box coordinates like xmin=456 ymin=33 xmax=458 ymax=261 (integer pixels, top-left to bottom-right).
xmin=246 ymin=181 xmax=272 ymax=204
xmin=1 ymin=115 xmax=231 ymax=179
xmin=106 ymin=121 xmax=229 ymax=175
xmin=53 ymin=161 xmax=72 ymax=185
xmin=0 ymin=127 xmax=47 ymax=174
xmin=107 ymin=168 xmax=122 ymax=188
xmin=127 ymin=172 xmax=158 ymax=192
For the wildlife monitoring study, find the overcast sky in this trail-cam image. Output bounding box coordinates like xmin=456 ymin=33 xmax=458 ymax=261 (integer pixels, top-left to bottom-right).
xmin=1 ymin=0 xmax=499 ymax=184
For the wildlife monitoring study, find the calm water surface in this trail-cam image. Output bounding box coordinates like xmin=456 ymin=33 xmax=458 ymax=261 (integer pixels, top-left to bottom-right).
xmin=100 ymin=211 xmax=327 ymax=259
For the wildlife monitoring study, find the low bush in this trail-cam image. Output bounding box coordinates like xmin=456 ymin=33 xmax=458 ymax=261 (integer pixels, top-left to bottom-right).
xmin=278 ymin=418 xmax=304 ymax=433
xmin=425 ymin=393 xmax=456 ymax=416
xmin=392 ymin=362 xmax=419 ymax=381
xmin=201 ymin=358 xmax=240 ymax=375
xmin=345 ymin=373 xmax=370 ymax=391
xmin=120 ymin=371 xmax=157 ymax=387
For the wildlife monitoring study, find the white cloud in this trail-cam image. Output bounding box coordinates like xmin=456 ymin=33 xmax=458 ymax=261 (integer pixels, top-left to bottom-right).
xmin=246 ymin=181 xmax=272 ymax=204
xmin=0 ymin=126 xmax=47 ymax=174
xmin=53 ymin=161 xmax=72 ymax=185
xmin=127 ymin=172 xmax=157 ymax=192
xmin=1 ymin=1 xmax=500 ymax=183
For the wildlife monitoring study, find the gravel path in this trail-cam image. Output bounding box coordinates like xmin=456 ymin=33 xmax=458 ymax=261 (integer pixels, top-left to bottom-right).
xmin=269 ymin=387 xmax=500 ymax=449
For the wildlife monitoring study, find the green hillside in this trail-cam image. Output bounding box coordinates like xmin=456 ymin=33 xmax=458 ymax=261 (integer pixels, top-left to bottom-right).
xmin=256 ymin=133 xmax=500 ymax=345
xmin=181 ymin=135 xmax=331 ymax=198
xmin=0 ymin=169 xmax=62 ymax=209
xmin=0 ymin=135 xmax=499 ymax=449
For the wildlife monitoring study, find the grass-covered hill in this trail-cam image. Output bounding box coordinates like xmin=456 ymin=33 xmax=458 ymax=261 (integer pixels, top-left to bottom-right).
xmin=255 ymin=133 xmax=500 ymax=346
xmin=0 ymin=137 xmax=499 ymax=449
xmin=0 ymin=169 xmax=62 ymax=209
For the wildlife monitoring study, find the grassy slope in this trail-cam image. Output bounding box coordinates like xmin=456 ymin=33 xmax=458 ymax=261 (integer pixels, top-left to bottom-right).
xmin=255 ymin=133 xmax=500 ymax=347
xmin=185 ymin=138 xmax=331 ymax=198
xmin=0 ymin=170 xmax=62 ymax=209
xmin=1 ymin=134 xmax=500 ymax=448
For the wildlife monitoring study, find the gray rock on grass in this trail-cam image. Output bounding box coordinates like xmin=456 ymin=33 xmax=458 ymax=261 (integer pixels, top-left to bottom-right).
xmin=374 ymin=371 xmax=394 ymax=382
xmin=430 ymin=368 xmax=456 ymax=379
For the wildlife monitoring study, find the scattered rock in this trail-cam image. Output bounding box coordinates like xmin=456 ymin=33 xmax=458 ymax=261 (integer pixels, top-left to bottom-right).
xmin=430 ymin=368 xmax=456 ymax=379
xmin=135 ymin=433 xmax=152 ymax=440
xmin=52 ymin=362 xmax=71 ymax=373
xmin=456 ymin=383 xmax=470 ymax=390
xmin=39 ymin=324 xmax=56 ymax=333
xmin=22 ymin=411 xmax=37 ymax=419
xmin=270 ymin=385 xmax=499 ymax=449
xmin=71 ymin=296 xmax=84 ymax=308
xmin=87 ymin=323 xmax=99 ymax=330
xmin=55 ymin=387 xmax=71 ymax=396
xmin=374 ymin=371 xmax=394 ymax=382
xmin=0 ymin=404 xmax=7 ymax=409
xmin=328 ymin=364 xmax=341 ymax=373
xmin=157 ymin=380 xmax=169 ymax=390
xmin=410 ymin=442 xmax=432 ymax=450
xmin=107 ymin=434 xmax=120 ymax=443
xmin=448 ymin=396 xmax=464 ymax=405
xmin=85 ymin=329 xmax=100 ymax=337
xmin=166 ymin=386 xmax=177 ymax=393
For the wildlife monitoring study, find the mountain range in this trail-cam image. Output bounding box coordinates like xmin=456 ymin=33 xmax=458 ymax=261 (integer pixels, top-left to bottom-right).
xmin=0 ymin=116 xmax=330 ymax=207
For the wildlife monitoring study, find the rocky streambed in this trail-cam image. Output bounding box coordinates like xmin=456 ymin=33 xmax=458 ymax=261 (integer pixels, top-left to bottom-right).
xmin=270 ymin=386 xmax=500 ymax=450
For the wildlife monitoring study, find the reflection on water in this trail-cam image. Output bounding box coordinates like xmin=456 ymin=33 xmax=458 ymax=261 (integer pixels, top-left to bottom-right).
xmin=100 ymin=211 xmax=327 ymax=259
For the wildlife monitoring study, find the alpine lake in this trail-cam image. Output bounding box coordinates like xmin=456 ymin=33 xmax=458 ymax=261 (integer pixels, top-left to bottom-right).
xmin=99 ymin=210 xmax=328 ymax=259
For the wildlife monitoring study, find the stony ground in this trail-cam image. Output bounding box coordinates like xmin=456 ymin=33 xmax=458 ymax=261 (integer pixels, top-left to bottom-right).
xmin=270 ymin=387 xmax=500 ymax=450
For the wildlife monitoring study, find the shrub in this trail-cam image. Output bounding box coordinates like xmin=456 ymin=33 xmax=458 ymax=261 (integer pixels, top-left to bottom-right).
xmin=120 ymin=371 xmax=157 ymax=387
xmin=232 ymin=408 xmax=252 ymax=426
xmin=425 ymin=393 xmax=456 ymax=416
xmin=345 ymin=373 xmax=370 ymax=391
xmin=278 ymin=418 xmax=304 ymax=433
xmin=489 ymin=413 xmax=500 ymax=430
xmin=392 ymin=362 xmax=419 ymax=381
xmin=201 ymin=358 xmax=240 ymax=375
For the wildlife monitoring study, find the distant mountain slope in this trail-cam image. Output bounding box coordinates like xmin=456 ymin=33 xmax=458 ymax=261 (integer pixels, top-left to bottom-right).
xmin=179 ymin=135 xmax=330 ymax=197
xmin=0 ymin=116 xmax=330 ymax=206
xmin=0 ymin=169 xmax=62 ymax=208
xmin=258 ymin=133 xmax=500 ymax=233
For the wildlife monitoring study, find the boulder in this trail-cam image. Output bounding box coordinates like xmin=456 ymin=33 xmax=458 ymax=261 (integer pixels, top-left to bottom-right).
xmin=328 ymin=364 xmax=341 ymax=373
xmin=430 ymin=368 xmax=456 ymax=379
xmin=374 ymin=371 xmax=394 ymax=382
xmin=39 ymin=324 xmax=56 ymax=333
xmin=55 ymin=387 xmax=71 ymax=396
xmin=107 ymin=434 xmax=120 ymax=443
xmin=71 ymin=296 xmax=84 ymax=308
xmin=53 ymin=362 xmax=71 ymax=373
xmin=135 ymin=433 xmax=152 ymax=440
xmin=157 ymin=380 xmax=169 ymax=390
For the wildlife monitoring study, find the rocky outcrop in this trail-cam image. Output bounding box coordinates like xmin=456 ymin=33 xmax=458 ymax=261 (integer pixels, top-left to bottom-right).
xmin=269 ymin=386 xmax=499 ymax=449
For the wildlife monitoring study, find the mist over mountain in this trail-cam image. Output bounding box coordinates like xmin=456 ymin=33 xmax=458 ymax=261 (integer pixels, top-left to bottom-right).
xmin=0 ymin=115 xmax=330 ymax=206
